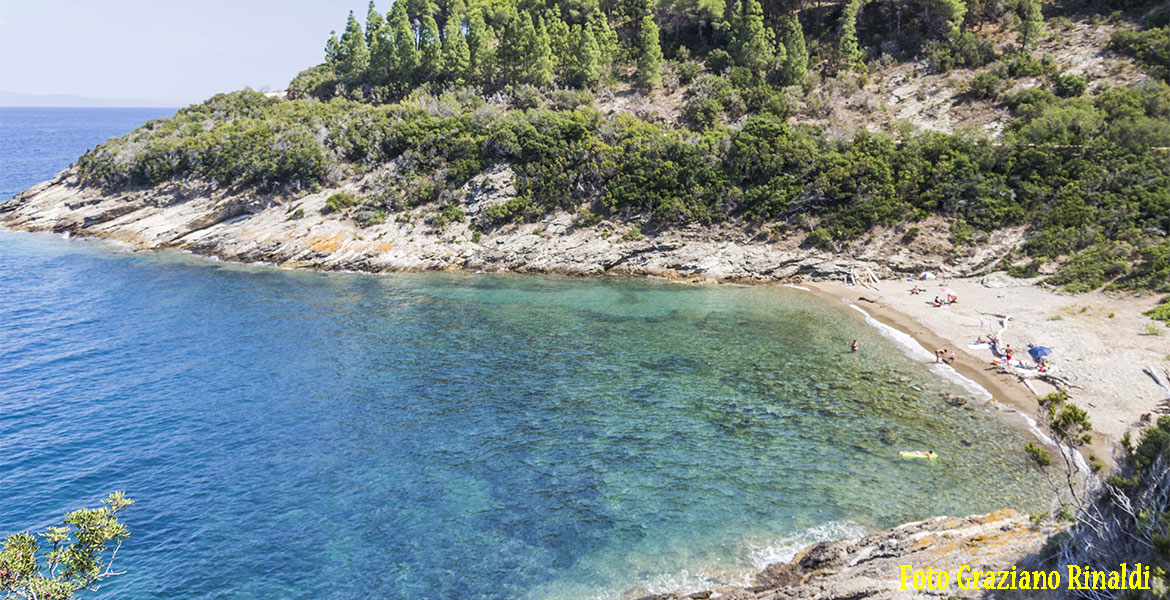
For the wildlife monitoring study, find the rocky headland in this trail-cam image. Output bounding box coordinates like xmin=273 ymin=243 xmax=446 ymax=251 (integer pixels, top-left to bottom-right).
xmin=0 ymin=167 xmax=1024 ymax=283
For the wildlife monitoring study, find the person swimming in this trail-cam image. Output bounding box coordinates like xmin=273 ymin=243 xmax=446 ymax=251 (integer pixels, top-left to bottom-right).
xmin=851 ymin=339 xmax=859 ymax=353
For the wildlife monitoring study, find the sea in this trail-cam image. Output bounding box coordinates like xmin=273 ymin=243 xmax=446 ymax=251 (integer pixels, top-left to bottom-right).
xmin=0 ymin=107 xmax=1049 ymax=599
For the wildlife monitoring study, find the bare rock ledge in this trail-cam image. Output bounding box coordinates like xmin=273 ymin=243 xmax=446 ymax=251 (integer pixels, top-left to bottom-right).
xmin=640 ymin=509 xmax=1055 ymax=600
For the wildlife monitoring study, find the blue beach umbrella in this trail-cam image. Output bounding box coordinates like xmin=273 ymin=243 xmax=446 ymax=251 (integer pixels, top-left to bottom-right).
xmin=1029 ymin=346 xmax=1053 ymax=360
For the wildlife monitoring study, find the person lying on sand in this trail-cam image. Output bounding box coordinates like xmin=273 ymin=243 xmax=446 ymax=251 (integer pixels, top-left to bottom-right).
xmin=947 ymin=294 xmax=958 ymax=304
xmin=909 ymin=285 xmax=923 ymax=295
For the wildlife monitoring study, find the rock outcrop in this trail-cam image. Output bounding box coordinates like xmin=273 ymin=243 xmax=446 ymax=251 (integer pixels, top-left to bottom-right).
xmin=638 ymin=510 xmax=1056 ymax=600
xmin=1 ymin=171 xmax=1025 ymax=282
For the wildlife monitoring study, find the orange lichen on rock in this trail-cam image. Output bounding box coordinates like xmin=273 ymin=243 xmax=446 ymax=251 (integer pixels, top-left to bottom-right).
xmin=309 ymin=234 xmax=345 ymax=253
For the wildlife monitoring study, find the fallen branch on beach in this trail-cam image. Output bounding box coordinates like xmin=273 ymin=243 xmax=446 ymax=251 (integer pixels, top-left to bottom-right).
xmin=1144 ymin=365 xmax=1170 ymax=400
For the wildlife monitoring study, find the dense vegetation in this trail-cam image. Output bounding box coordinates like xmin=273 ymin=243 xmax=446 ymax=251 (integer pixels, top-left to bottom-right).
xmin=72 ymin=0 xmax=1170 ymax=292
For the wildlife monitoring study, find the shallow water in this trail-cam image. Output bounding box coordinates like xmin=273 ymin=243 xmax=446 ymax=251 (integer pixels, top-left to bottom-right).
xmin=0 ymin=107 xmax=1049 ymax=599
xmin=0 ymin=231 xmax=1050 ymax=599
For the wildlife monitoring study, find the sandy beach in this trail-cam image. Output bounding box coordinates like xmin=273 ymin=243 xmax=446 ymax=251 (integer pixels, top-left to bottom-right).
xmin=809 ymin=274 xmax=1169 ymax=467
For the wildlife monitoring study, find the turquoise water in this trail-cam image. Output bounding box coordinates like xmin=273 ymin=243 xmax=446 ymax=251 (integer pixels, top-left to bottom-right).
xmin=1 ymin=109 xmax=1048 ymax=599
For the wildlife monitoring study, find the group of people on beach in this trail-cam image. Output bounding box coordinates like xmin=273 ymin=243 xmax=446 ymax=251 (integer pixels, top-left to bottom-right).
xmin=908 ymin=285 xmax=957 ymax=307
xmin=935 ymin=348 xmax=956 ymax=364
xmin=930 ymin=294 xmax=957 ymax=307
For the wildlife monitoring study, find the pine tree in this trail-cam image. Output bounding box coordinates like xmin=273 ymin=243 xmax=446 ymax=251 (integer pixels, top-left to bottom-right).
xmin=365 ymin=1 xmax=385 ymax=48
xmin=338 ymin=11 xmax=370 ymax=78
xmin=939 ymin=0 xmax=967 ymax=38
xmin=837 ymin=0 xmax=864 ymax=72
xmin=569 ymin=24 xmax=601 ymax=88
xmin=441 ymin=14 xmax=470 ymax=84
xmin=589 ymin=8 xmax=618 ymax=73
xmin=325 ymin=32 xmax=342 ymax=67
xmin=497 ymin=13 xmax=527 ymax=85
xmin=467 ymin=9 xmax=493 ymax=84
xmin=532 ymin=16 xmax=555 ymax=87
xmin=636 ymin=14 xmax=664 ymax=89
xmin=418 ymin=11 xmax=443 ymax=79
xmin=544 ymin=11 xmax=572 ymax=83
xmin=731 ymin=0 xmax=776 ymax=75
xmin=1016 ymin=0 xmax=1044 ymax=50
xmin=368 ymin=4 xmax=394 ymax=80
xmin=779 ymin=12 xmax=808 ymax=86
xmin=390 ymin=1 xmax=418 ymax=80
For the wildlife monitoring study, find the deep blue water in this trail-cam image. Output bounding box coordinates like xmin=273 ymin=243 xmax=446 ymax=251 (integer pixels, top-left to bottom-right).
xmin=0 ymin=107 xmax=176 ymax=199
xmin=0 ymin=109 xmax=1048 ymax=599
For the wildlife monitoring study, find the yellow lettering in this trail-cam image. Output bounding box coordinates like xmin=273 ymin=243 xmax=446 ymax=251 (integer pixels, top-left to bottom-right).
xmin=957 ymin=565 xmax=973 ymax=590
xmin=899 ymin=565 xmax=914 ymax=590
xmin=1068 ymin=565 xmax=1083 ymax=589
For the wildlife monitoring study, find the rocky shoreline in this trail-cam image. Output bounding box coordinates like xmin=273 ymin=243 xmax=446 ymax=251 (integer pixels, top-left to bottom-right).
xmin=0 ymin=169 xmax=1026 ymax=284
xmin=639 ymin=510 xmax=1057 ymax=600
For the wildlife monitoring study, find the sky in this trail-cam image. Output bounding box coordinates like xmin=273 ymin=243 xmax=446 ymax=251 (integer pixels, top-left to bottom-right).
xmin=0 ymin=0 xmax=377 ymax=106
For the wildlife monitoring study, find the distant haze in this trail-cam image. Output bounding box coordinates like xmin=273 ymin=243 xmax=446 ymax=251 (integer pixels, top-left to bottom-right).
xmin=0 ymin=0 xmax=376 ymax=107
xmin=0 ymin=91 xmax=175 ymax=108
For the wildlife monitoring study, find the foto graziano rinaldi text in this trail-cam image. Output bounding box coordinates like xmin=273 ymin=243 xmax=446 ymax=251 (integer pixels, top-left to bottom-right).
xmin=899 ymin=564 xmax=1150 ymax=591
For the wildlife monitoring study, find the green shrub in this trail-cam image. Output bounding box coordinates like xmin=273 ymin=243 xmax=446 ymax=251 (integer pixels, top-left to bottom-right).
xmin=806 ymin=228 xmax=834 ymax=250
xmin=324 ymin=192 xmax=357 ymax=213
xmin=575 ymin=208 xmax=603 ymax=227
xmin=676 ymin=60 xmax=702 ymax=85
xmin=1051 ymin=73 xmax=1088 ymax=97
xmin=706 ymin=49 xmax=733 ymax=75
xmin=967 ymin=72 xmax=1005 ymax=100
xmin=1145 ymin=297 xmax=1170 ymax=324
xmin=1112 ymin=27 xmax=1170 ymax=83
xmin=1025 ymin=442 xmax=1052 ymax=467
xmin=1045 ymin=242 xmax=1134 ymax=292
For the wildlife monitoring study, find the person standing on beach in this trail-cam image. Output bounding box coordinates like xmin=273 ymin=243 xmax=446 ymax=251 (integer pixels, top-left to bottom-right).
xmin=851 ymin=340 xmax=859 ymax=353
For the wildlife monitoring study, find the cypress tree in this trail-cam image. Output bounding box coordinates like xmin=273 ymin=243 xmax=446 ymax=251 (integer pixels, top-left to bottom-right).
xmin=779 ymin=12 xmax=808 ymax=85
xmin=570 ymin=24 xmax=601 ymax=88
xmin=338 ymin=11 xmax=370 ymax=78
xmin=532 ymin=16 xmax=555 ymax=87
xmin=418 ymin=11 xmax=443 ymax=79
xmin=732 ymin=0 xmax=776 ymax=75
xmin=467 ymin=9 xmax=493 ymax=84
xmin=390 ymin=1 xmax=418 ymax=80
xmin=636 ymin=14 xmax=664 ymax=89
xmin=441 ymin=15 xmax=470 ymax=84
